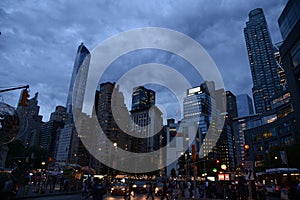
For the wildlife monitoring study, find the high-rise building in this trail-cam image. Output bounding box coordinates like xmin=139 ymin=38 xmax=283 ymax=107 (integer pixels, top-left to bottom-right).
xmin=56 ymin=43 xmax=92 ymax=168
xmin=130 ymin=86 xmax=162 ymax=153
xmin=131 ymin=86 xmax=155 ymax=111
xmin=273 ymin=43 xmax=288 ymax=90
xmin=55 ymin=123 xmax=74 ymax=165
xmin=225 ymin=91 xmax=238 ymax=118
xmin=233 ymin=114 xmax=261 ymax=167
xmin=182 ymin=82 xmax=217 ymax=156
xmin=164 ymin=119 xmax=180 ymax=176
xmin=66 ymin=43 xmax=90 ymax=114
xmin=40 ymin=106 xmax=67 ymax=162
xmin=95 ymin=82 xmax=131 ymax=151
xmin=278 ymin=0 xmax=300 ymax=41
xmin=16 ymin=92 xmax=43 ymax=146
xmin=236 ymin=94 xmax=254 ymax=117
xmin=213 ymin=90 xmax=237 ymax=170
xmin=278 ymin=0 xmax=300 ymax=142
xmin=50 ymin=105 xmax=68 ymax=123
xmin=244 ymin=8 xmax=283 ymax=114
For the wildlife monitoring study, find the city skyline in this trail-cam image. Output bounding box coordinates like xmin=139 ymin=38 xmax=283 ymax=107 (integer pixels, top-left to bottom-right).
xmin=0 ymin=0 xmax=288 ymax=121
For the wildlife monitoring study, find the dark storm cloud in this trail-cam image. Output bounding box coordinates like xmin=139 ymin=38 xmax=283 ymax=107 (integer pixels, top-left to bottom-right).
xmin=0 ymin=0 xmax=287 ymax=121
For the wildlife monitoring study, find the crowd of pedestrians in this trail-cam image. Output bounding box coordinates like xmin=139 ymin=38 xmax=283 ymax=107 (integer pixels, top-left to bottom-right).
xmin=10 ymin=171 xmax=300 ymax=200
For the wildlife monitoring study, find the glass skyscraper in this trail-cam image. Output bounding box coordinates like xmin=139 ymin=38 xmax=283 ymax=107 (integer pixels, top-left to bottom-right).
xmin=236 ymin=94 xmax=254 ymax=117
xmin=66 ymin=43 xmax=90 ymax=114
xmin=244 ymin=8 xmax=282 ymax=114
xmin=131 ymin=86 xmax=155 ymax=111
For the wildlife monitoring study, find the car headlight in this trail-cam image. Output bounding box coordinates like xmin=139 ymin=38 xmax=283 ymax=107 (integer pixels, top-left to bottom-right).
xmin=133 ymin=184 xmax=137 ymax=188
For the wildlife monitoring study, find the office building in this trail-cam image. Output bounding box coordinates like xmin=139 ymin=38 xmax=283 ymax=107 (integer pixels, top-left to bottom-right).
xmin=66 ymin=43 xmax=90 ymax=114
xmin=40 ymin=106 xmax=67 ymax=162
xmin=182 ymin=82 xmax=219 ymax=157
xmin=236 ymin=94 xmax=254 ymax=117
xmin=244 ymin=8 xmax=282 ymax=114
xmin=16 ymin=92 xmax=43 ymax=146
xmin=130 ymin=86 xmax=163 ymax=153
xmin=278 ymin=0 xmax=300 ymax=142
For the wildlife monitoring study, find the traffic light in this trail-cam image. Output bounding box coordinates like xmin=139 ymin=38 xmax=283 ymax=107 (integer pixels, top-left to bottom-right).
xmin=244 ymin=144 xmax=250 ymax=160
xmin=20 ymin=89 xmax=29 ymax=106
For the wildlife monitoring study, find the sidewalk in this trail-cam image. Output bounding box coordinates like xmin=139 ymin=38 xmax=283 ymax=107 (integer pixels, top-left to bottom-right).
xmin=15 ymin=184 xmax=80 ymax=199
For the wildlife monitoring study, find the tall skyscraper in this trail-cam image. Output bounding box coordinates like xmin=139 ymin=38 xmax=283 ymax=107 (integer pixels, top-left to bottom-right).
xmin=66 ymin=43 xmax=90 ymax=114
xmin=244 ymin=8 xmax=282 ymax=114
xmin=56 ymin=43 xmax=91 ymax=168
xmin=278 ymin=0 xmax=300 ymax=142
xmin=131 ymin=86 xmax=155 ymax=111
xmin=95 ymin=82 xmax=131 ymax=151
xmin=214 ymin=90 xmax=237 ymax=170
xmin=130 ymin=86 xmax=162 ymax=153
xmin=183 ymin=82 xmax=217 ymax=156
xmin=278 ymin=0 xmax=300 ymax=41
xmin=236 ymin=94 xmax=254 ymax=117
xmin=40 ymin=106 xmax=67 ymax=162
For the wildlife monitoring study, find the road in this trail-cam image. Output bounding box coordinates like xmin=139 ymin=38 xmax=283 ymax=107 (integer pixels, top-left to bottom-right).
xmin=26 ymin=193 xmax=161 ymax=200
xmin=21 ymin=193 xmax=281 ymax=200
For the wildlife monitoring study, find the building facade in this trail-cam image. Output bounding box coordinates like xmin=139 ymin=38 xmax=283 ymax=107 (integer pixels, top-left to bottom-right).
xmin=278 ymin=0 xmax=300 ymax=143
xmin=66 ymin=43 xmax=90 ymax=114
xmin=16 ymin=92 xmax=43 ymax=146
xmin=236 ymin=94 xmax=254 ymax=117
xmin=244 ymin=8 xmax=282 ymax=114
xmin=130 ymin=86 xmax=162 ymax=153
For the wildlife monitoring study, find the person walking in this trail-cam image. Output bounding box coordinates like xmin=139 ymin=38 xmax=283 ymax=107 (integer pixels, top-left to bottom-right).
xmin=127 ymin=180 xmax=134 ymax=200
xmin=161 ymin=182 xmax=169 ymax=200
xmin=146 ymin=182 xmax=154 ymax=200
xmin=91 ymin=177 xmax=105 ymax=200
xmin=82 ymin=179 xmax=88 ymax=199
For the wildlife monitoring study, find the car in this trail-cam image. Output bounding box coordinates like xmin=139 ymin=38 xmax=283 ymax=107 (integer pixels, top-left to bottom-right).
xmin=110 ymin=182 xmax=126 ymax=196
xmin=133 ymin=180 xmax=147 ymax=194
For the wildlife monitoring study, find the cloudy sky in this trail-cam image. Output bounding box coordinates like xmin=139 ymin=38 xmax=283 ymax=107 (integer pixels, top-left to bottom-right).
xmin=0 ymin=0 xmax=288 ymax=121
